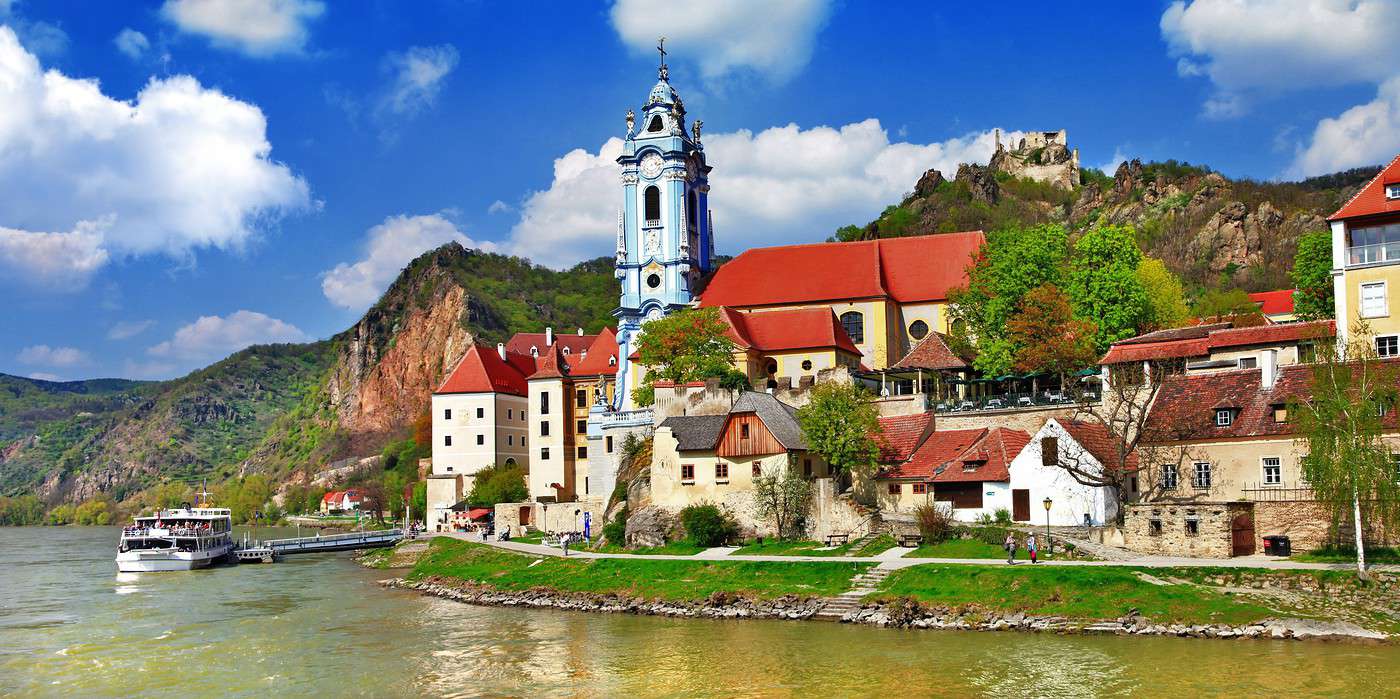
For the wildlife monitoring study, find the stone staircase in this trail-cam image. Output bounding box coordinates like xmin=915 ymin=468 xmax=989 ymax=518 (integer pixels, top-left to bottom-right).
xmin=813 ymin=566 xmax=891 ymax=622
xmin=841 ymin=531 xmax=882 ymax=558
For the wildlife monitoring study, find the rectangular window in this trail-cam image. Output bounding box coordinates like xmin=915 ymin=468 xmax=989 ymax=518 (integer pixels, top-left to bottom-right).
xmin=740 ymin=423 xmax=750 ymax=439
xmin=1299 ymin=342 xmax=1318 ymax=364
xmin=540 ymin=391 xmax=550 ymax=415
xmin=1390 ymin=184 xmax=1400 ymax=200
xmin=912 ymin=482 xmax=927 ymax=494
xmin=541 ymin=447 xmax=550 ymax=460
xmin=1262 ymin=457 xmax=1282 ymax=485
xmin=803 ymin=459 xmax=813 ymax=477
xmin=606 ymin=436 xmax=613 ymax=453
xmin=576 ymin=389 xmax=587 ymax=408
xmin=1215 ymin=409 xmax=1233 ymax=427
xmin=1238 ymin=356 xmax=1257 ymax=369
xmin=585 ymin=477 xmax=589 ymax=494
xmin=476 ymin=434 xmax=484 ymax=446
xmin=1192 ymin=461 xmax=1213 ymax=489
xmin=577 ymin=446 xmax=588 ymax=459
xmin=444 ymin=435 xmax=452 ymax=447
xmin=1041 ymin=436 xmax=1059 ymax=466
xmin=1148 ymin=519 xmax=1163 ymax=537
xmin=443 ymin=408 xmax=452 ymax=420
xmin=1161 ymin=463 xmax=1178 ymax=490
xmin=1185 ymin=519 xmax=1199 ymax=537
xmin=508 ymin=435 xmax=513 ymax=446
xmin=508 ymin=408 xmax=513 ymax=420
xmin=522 ymin=436 xmax=527 ymax=446
xmin=715 ymin=462 xmax=729 ymax=481
xmin=540 ymin=421 xmax=550 ymax=437
xmin=1272 ymin=404 xmax=1288 ymax=423
xmin=752 ymin=462 xmax=762 ymax=477
xmin=576 ymin=420 xmax=587 ymax=433
xmin=1377 ymin=335 xmax=1399 ymax=358
xmin=476 ymin=407 xmax=484 ymax=419
xmin=681 ymin=463 xmax=695 ymax=482
xmin=887 ymin=483 xmax=901 ymax=495
xmin=1361 ymin=281 xmax=1388 ymax=318
xmin=445 ymin=466 xmax=453 ymax=472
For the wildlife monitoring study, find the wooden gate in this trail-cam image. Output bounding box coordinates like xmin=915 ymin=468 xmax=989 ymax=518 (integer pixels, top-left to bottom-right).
xmin=1230 ymin=513 xmax=1255 ymax=556
xmin=519 ymin=505 xmax=531 ymax=527
xmin=1012 ymin=489 xmax=1031 ymax=522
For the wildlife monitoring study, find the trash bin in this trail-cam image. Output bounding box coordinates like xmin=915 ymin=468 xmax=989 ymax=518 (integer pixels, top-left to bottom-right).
xmin=1262 ymin=535 xmax=1292 ymax=556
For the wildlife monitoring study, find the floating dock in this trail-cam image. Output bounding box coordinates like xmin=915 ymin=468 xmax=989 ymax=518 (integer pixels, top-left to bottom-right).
xmin=233 ymin=529 xmax=404 ymax=563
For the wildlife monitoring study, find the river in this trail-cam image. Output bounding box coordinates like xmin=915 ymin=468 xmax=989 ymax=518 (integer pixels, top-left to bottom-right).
xmin=2 ymin=526 xmax=1398 ymax=697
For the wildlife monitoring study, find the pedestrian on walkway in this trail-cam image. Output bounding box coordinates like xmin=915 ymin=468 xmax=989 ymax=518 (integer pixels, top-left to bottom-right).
xmin=1027 ymin=533 xmax=1038 ymax=564
xmin=561 ymin=532 xmax=570 ymax=557
xmin=1004 ymin=532 xmax=1017 ymax=564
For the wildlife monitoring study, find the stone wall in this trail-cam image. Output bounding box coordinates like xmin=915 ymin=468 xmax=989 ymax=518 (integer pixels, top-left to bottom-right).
xmin=492 ymin=499 xmax=605 ymax=536
xmin=1123 ymin=502 xmax=1252 ymax=558
xmin=805 ymin=477 xmax=876 ymax=541
xmin=934 ymin=405 xmax=1074 ymax=434
xmin=1253 ymin=500 xmax=1333 ymax=552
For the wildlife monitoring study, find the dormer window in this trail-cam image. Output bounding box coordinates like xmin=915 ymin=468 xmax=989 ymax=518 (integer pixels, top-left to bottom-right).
xmin=1215 ymin=408 xmax=1234 ymax=427
xmin=1388 ymin=183 xmax=1400 ymax=200
xmin=562 ymin=347 xmax=570 ymax=356
xmin=962 ymin=461 xmax=983 ymax=473
xmin=1272 ymin=404 xmax=1288 ymax=423
xmin=609 ymin=356 xmax=617 ymax=366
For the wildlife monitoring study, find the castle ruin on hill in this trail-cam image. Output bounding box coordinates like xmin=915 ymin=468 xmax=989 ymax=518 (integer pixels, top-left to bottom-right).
xmin=989 ymin=128 xmax=1080 ymax=190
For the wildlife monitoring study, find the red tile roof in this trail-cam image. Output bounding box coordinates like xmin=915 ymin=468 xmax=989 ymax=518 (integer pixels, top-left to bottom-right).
xmin=891 ymin=332 xmax=972 ymax=370
xmin=1100 ymin=320 xmax=1335 ymax=364
xmin=1249 ymin=289 xmax=1296 ymax=316
xmin=435 ymin=343 xmax=535 ymax=396
xmin=1056 ymin=419 xmax=1139 ymax=472
xmin=1329 ymin=154 xmax=1400 ymax=221
xmin=528 ymin=343 xmax=567 ymax=380
xmin=699 ymin=231 xmax=985 ymax=308
xmin=505 ymin=331 xmax=597 ymax=357
xmin=877 ymin=425 xmax=1030 ymax=483
xmin=721 ymin=307 xmax=861 ymax=355
xmin=875 ymin=412 xmax=935 ymax=462
xmin=568 ymin=327 xmax=620 ymax=376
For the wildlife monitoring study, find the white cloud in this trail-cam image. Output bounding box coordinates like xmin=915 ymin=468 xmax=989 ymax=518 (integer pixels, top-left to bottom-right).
xmin=487 ymin=199 xmax=512 ymax=215
xmin=378 ymin=44 xmax=458 ymax=118
xmin=1288 ymin=76 xmax=1400 ymax=177
xmin=1161 ymin=0 xmax=1400 ymax=117
xmin=161 ymin=0 xmax=324 ymax=57
xmin=0 ymin=1 xmax=68 ymax=57
xmin=27 ymin=372 xmax=63 ymax=382
xmin=321 ymin=214 xmax=495 ymax=311
xmin=147 ymin=310 xmax=307 ymax=365
xmin=503 ymin=119 xmax=1010 ymax=268
xmin=108 ymin=319 xmax=156 ymax=340
xmin=114 ymin=28 xmax=150 ymax=59
xmin=17 ymin=344 xmax=89 ymax=367
xmin=0 ymin=27 xmax=310 ymax=289
xmin=1097 ymin=148 xmax=1128 ymax=176
xmin=0 ymin=220 xmax=110 ymax=290
xmin=610 ymin=0 xmax=831 ymax=83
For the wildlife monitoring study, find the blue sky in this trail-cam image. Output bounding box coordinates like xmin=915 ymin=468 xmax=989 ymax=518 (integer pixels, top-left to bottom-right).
xmin=2 ymin=0 xmax=1398 ymax=381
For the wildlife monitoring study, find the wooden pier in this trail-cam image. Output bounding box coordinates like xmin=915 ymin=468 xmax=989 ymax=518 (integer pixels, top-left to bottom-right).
xmin=233 ymin=529 xmax=404 ymax=564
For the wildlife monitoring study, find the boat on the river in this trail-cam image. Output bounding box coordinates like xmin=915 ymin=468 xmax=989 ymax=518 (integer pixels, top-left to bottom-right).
xmin=115 ymin=492 xmax=234 ymax=572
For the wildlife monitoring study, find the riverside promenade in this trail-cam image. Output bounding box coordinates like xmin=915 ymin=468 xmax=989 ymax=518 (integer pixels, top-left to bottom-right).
xmin=435 ymin=532 xmax=1400 ymax=573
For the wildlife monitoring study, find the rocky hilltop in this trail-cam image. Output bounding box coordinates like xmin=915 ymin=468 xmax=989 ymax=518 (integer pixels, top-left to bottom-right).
xmin=846 ymin=160 xmax=1379 ymax=292
xmin=0 ymin=244 xmax=616 ymax=504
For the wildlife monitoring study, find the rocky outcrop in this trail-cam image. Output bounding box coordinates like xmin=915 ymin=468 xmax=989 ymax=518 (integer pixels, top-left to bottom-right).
xmin=623 ymin=504 xmax=678 ymax=548
xmin=913 ymin=168 xmax=946 ymax=198
xmin=956 ymin=163 xmax=999 ymax=204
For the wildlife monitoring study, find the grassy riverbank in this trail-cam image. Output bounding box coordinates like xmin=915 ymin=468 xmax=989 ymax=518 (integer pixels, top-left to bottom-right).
xmin=409 ymin=538 xmax=867 ymax=601
xmin=732 ymin=535 xmax=896 ymax=557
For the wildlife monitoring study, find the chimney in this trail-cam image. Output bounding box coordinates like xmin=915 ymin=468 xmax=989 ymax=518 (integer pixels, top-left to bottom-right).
xmin=1261 ymin=349 xmax=1278 ymax=389
xmin=577 ymin=327 xmax=584 ymax=336
xmin=496 ymin=342 xmax=506 ymax=361
xmin=545 ymin=327 xmax=554 ymax=346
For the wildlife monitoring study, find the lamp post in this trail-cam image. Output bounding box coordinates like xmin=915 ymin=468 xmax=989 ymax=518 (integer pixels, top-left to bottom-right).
xmin=1042 ymin=497 xmax=1053 ymax=556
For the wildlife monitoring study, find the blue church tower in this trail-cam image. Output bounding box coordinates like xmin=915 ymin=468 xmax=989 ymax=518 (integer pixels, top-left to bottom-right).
xmin=612 ymin=40 xmax=714 ymax=409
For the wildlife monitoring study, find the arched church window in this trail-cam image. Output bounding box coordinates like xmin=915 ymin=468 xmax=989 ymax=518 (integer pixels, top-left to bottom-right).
xmin=644 ymin=186 xmax=661 ymax=224
xmin=687 ymin=190 xmax=698 ymax=230
xmin=840 ymin=311 xmax=865 ymax=344
xmin=647 ymin=115 xmax=664 ymax=132
xmin=909 ymin=320 xmax=929 ymax=340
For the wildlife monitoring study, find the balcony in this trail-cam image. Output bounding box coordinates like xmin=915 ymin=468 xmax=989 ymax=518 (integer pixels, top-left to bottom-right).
xmin=1346 ymin=242 xmax=1400 ymax=266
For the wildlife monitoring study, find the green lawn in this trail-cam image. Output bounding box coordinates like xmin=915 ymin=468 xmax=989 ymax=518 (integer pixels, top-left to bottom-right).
xmin=732 ymin=534 xmax=900 ymax=558
xmin=1291 ymin=546 xmax=1400 ymax=564
xmin=907 ymin=538 xmax=1010 ymax=559
xmin=410 ymin=538 xmax=868 ymax=601
xmin=589 ymin=540 xmax=708 ymax=556
xmin=875 ymin=564 xmax=1279 ymax=625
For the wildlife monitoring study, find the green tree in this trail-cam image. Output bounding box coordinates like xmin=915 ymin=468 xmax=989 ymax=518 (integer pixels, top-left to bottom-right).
xmin=1006 ymin=284 xmax=1099 ymax=380
xmin=149 ymin=482 xmax=188 ymax=510
xmin=305 ymin=486 xmax=327 ymax=514
xmin=1067 ymin=224 xmax=1150 ymax=351
xmin=1292 ymin=230 xmax=1335 ymax=321
xmin=948 ymin=224 xmax=1070 ymax=375
xmin=411 ymin=481 xmax=427 ymax=523
xmin=679 ymin=503 xmax=739 ymax=546
xmin=46 ymin=503 xmax=76 ymax=525
xmin=466 ymin=463 xmax=528 ymax=507
xmin=1135 ymin=258 xmax=1190 ymax=330
xmin=752 ymin=468 xmax=812 ymax=539
xmin=0 ymin=495 xmax=45 ymax=525
xmin=1295 ymin=325 xmax=1400 ymax=578
xmin=1193 ymin=288 xmax=1266 ymax=326
xmin=796 ymin=382 xmax=881 ymax=478
xmin=383 ymin=468 xmax=410 ymax=520
xmin=73 ymin=500 xmax=113 ymax=525
xmin=632 ymin=307 xmax=747 ymax=406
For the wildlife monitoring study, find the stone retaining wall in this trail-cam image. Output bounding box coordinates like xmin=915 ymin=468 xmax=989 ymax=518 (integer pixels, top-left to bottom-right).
xmin=1122 ymin=502 xmax=1251 ymax=558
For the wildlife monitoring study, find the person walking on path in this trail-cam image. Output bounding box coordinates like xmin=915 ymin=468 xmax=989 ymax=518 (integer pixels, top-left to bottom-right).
xmin=1004 ymin=532 xmax=1017 ymax=564
xmin=1027 ymin=533 xmax=1038 ymax=564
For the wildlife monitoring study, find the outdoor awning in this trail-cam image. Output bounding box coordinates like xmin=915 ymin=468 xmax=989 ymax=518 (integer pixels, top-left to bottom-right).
xmin=466 ymin=508 xmax=492 ymax=521
xmin=1076 ymin=368 xmax=1100 ymax=376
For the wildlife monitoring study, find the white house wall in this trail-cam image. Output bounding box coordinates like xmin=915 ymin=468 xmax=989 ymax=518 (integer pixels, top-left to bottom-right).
xmin=1008 ymin=419 xmax=1117 ymax=526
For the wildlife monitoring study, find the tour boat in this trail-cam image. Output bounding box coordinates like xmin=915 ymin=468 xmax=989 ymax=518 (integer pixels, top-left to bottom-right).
xmin=115 ymin=493 xmax=234 ymax=572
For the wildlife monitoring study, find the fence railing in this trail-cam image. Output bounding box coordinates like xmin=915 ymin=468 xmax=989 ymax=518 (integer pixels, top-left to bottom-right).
xmin=933 ymin=391 xmax=1100 ymax=414
xmin=1240 ymin=484 xmax=1315 ymax=502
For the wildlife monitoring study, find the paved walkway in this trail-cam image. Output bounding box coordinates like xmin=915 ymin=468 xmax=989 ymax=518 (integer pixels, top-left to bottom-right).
xmin=434 ymin=533 xmax=1398 ymax=572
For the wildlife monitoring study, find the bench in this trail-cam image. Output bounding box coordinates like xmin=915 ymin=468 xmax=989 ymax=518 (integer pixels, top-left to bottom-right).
xmin=899 ymin=533 xmax=924 ymax=548
xmin=824 ymin=533 xmax=850 ymax=547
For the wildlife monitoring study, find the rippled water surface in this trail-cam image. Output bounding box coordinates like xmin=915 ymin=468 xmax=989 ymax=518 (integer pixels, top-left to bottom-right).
xmin=3 ymin=526 xmax=1399 ymax=697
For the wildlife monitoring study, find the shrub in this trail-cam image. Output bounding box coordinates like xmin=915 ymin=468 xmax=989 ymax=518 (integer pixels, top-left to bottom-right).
xmin=602 ymin=506 xmax=628 ymax=546
xmin=679 ymin=503 xmax=739 ymax=547
xmin=914 ymin=503 xmax=952 ymax=543
xmin=993 ymin=508 xmax=1012 ymax=525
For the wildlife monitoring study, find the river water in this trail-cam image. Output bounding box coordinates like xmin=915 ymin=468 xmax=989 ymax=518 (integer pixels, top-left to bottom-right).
xmin=2 ymin=526 xmax=1399 ymax=697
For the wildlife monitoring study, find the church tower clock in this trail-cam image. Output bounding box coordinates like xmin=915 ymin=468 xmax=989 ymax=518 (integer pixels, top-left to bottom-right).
xmin=612 ymin=38 xmax=715 ymax=410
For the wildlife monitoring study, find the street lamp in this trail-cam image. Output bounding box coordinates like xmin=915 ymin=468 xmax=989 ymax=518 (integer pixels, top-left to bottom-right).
xmin=1042 ymin=497 xmax=1053 ymax=555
